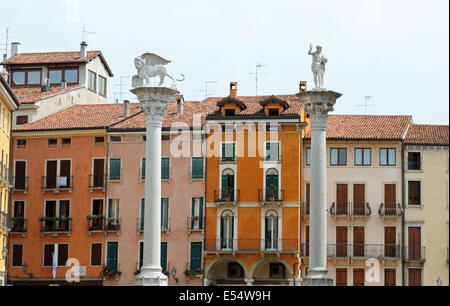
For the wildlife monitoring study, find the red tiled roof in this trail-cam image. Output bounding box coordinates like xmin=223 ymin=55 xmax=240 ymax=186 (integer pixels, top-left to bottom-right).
xmin=304 ymin=115 xmax=412 ymax=140
xmin=205 ymin=94 xmax=304 ymax=117
xmin=13 ymin=103 xmax=141 ymax=132
xmin=1 ymin=51 xmax=100 ymax=65
xmin=12 ymin=84 xmax=82 ymax=104
xmin=405 ymin=124 xmax=449 ymax=145
xmin=110 ymin=100 xmax=218 ymax=130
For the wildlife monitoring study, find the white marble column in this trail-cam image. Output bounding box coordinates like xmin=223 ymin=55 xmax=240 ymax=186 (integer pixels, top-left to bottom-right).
xmin=132 ymin=86 xmax=179 ymax=286
xmin=297 ymin=89 xmax=342 ymax=286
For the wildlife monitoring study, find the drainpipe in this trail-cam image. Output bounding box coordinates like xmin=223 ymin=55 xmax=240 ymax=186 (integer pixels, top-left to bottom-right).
xmin=202 ymin=127 xmax=208 ymax=286
xmin=5 ymin=115 xmax=13 ymax=284
xmin=401 ymin=139 xmax=405 ymax=286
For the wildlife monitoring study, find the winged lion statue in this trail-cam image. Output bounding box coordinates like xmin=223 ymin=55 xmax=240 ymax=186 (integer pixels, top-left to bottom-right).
xmin=132 ymin=53 xmax=185 ymax=88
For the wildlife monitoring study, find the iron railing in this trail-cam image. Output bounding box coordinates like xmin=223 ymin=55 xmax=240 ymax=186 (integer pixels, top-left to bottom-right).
xmin=10 ymin=217 xmax=26 ymax=233
xmin=13 ymin=176 xmax=28 ymax=191
xmin=330 ymin=202 xmax=372 ymax=217
xmin=40 ymin=217 xmax=72 ymax=233
xmin=214 ymin=189 xmax=240 ymax=203
xmin=378 ymin=203 xmax=402 ymax=216
xmin=404 ymin=246 xmax=426 ymax=262
xmin=42 ymin=176 xmax=73 ymax=191
xmin=301 ymin=243 xmax=401 ymax=259
xmin=187 ymin=216 xmax=205 ymax=231
xmin=204 ymin=239 xmax=298 ymax=253
xmin=89 ymin=174 xmax=107 ymax=189
xmin=258 ymin=189 xmax=285 ymax=202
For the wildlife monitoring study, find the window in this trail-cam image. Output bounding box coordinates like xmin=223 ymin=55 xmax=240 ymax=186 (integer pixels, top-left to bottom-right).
xmin=191 ymin=198 xmax=203 ymax=230
xmin=265 ymin=210 xmax=278 ymax=250
xmin=141 ymin=157 xmax=146 ymax=180
xmin=45 ymin=160 xmax=71 ymax=189
xmin=269 ymin=263 xmax=285 ymax=278
xmin=49 ymin=68 xmax=78 ymax=84
xmin=91 ymin=243 xmax=102 ymax=266
xmin=306 ymin=148 xmax=311 ymax=166
xmin=139 ymin=198 xmax=145 ymax=231
xmin=106 ymin=242 xmax=118 ymax=271
xmin=64 ymin=69 xmax=78 ymax=84
xmin=107 ymin=199 xmax=120 ymax=226
xmin=61 ymin=138 xmax=71 ymax=148
xmin=12 ymin=201 xmax=26 ymax=231
xmin=336 ymin=268 xmax=347 ymax=286
xmin=408 ymin=181 xmax=421 ymax=205
xmin=355 ymin=148 xmax=371 ymax=166
xmin=98 ymin=75 xmax=107 ymax=97
xmin=191 ymin=157 xmax=204 ymax=179
xmin=330 ymin=148 xmax=347 ymax=166
xmin=16 ymin=115 xmax=28 ymax=126
xmin=353 ymin=268 xmax=365 ymax=286
xmin=44 ymin=244 xmax=69 ymax=267
xmin=47 ymin=139 xmax=57 ymax=148
xmin=88 ymin=70 xmax=97 ymax=91
xmin=407 ymin=152 xmax=421 ymax=170
xmin=12 ymin=245 xmax=23 ymax=267
xmin=110 ymin=136 xmax=122 ymax=142
xmin=190 ymin=242 xmax=202 ymax=271
xmin=225 ymin=109 xmax=235 ymax=116
xmin=221 ymin=143 xmax=236 ymax=162
xmin=221 ymin=210 xmax=234 ymax=250
xmin=16 ymin=139 xmax=27 ymax=149
xmin=109 ymin=159 xmax=121 ymax=180
xmin=265 ymin=142 xmax=280 ymax=161
xmin=384 ymin=269 xmax=396 ymax=286
xmin=11 ymin=70 xmax=41 ymax=86
xmin=161 ymin=157 xmax=170 ymax=179
xmin=94 ymin=136 xmax=105 ymax=145
xmin=161 ymin=134 xmax=171 ymax=141
xmin=14 ymin=161 xmax=27 ymax=190
xmin=228 ymin=263 xmax=244 ymax=278
xmin=161 ymin=198 xmax=169 ymax=230
xmin=380 ymin=148 xmax=396 ymax=166
xmin=139 ymin=241 xmax=168 ymax=271
xmin=142 ymin=135 xmax=146 ymax=142
xmin=268 ymin=108 xmax=280 ymax=116
xmin=49 ymin=70 xmax=62 ymax=84
xmin=138 ymin=241 xmax=144 ymax=268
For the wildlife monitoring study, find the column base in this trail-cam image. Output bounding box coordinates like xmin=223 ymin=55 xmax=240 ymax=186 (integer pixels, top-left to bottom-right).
xmin=302 ymin=267 xmax=334 ymax=286
xmin=135 ymin=267 xmax=168 ymax=286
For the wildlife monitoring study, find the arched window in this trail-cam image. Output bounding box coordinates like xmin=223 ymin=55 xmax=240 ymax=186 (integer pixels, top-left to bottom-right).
xmin=220 ymin=210 xmax=234 ymax=250
xmin=265 ymin=168 xmax=279 ymax=201
xmin=265 ymin=210 xmax=278 ymax=250
xmin=221 ymin=169 xmax=235 ymax=201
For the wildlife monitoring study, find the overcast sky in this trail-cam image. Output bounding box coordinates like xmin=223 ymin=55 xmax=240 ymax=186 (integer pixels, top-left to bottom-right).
xmin=1 ymin=0 xmax=448 ymax=124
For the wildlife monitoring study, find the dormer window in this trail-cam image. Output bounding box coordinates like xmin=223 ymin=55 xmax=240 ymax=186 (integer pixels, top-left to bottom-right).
xmin=49 ymin=68 xmax=78 ymax=84
xmin=11 ymin=70 xmax=41 ymax=86
xmin=225 ymin=109 xmax=236 ymax=116
xmin=268 ymin=108 xmax=279 ymax=116
xmin=260 ymin=96 xmax=289 ymax=116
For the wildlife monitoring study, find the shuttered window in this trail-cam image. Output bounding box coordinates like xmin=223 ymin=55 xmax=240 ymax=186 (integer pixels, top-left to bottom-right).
xmin=43 ymin=244 xmax=68 ymax=267
xmin=161 ymin=158 xmax=170 ymax=179
xmin=161 ymin=242 xmax=167 ymax=271
xmin=408 ymin=181 xmax=421 ymax=205
xmin=106 ymin=242 xmax=118 ymax=271
xmin=190 ymin=242 xmax=202 ymax=271
xmin=161 ymin=198 xmax=169 ymax=230
xmin=408 ymin=269 xmax=422 ymax=286
xmin=91 ymin=243 xmax=102 ymax=266
xmin=141 ymin=157 xmax=146 ymax=180
xmin=140 ymin=198 xmax=145 ymax=231
xmin=109 ymin=158 xmax=121 ymax=180
xmin=139 ymin=241 xmax=144 ymax=269
xmin=43 ymin=244 xmax=54 ymax=267
xmin=384 ymin=269 xmax=396 ymax=286
xmin=353 ymin=269 xmax=365 ymax=286
xmin=57 ymin=244 xmax=68 ymax=266
xmin=12 ymin=245 xmax=23 ymax=267
xmin=336 ymin=268 xmax=347 ymax=286
xmin=191 ymin=157 xmax=204 ymax=179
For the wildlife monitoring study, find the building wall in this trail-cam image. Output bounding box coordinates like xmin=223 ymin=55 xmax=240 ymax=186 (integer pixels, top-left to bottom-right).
xmin=9 ymin=131 xmax=107 ymax=284
xmin=302 ymin=140 xmax=403 ymax=286
xmin=105 ymin=132 xmax=204 ymax=286
xmin=404 ymin=145 xmax=449 ymax=286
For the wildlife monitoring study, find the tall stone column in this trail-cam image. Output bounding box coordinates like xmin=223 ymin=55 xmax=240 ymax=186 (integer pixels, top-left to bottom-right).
xmin=298 ymin=89 xmax=342 ymax=286
xmin=132 ymin=86 xmax=179 ymax=286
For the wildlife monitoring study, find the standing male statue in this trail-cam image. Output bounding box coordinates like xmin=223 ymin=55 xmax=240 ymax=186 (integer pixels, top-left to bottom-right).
xmin=308 ymin=44 xmax=328 ymax=89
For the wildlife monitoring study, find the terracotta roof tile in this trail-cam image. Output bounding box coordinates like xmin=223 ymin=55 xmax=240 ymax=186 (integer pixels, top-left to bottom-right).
xmin=13 ymin=103 xmax=141 ymax=132
xmin=304 ymin=115 xmax=412 ymax=140
xmin=405 ymin=124 xmax=449 ymax=145
xmin=12 ymin=84 xmax=82 ymax=104
xmin=1 ymin=51 xmax=100 ymax=65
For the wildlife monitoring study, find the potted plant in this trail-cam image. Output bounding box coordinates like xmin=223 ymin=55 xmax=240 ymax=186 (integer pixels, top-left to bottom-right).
xmin=184 ymin=269 xmax=191 ymax=277
xmin=222 ymin=187 xmax=232 ymax=201
xmin=191 ymin=216 xmax=199 ymax=222
xmin=267 ymin=184 xmax=278 ymax=201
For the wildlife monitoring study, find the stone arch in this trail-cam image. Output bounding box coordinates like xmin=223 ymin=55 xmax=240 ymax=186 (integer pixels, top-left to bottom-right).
xmin=249 ymin=256 xmax=294 ymax=280
xmin=204 ymin=256 xmax=251 ymax=285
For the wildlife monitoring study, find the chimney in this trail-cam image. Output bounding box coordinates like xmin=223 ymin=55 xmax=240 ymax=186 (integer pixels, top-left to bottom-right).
xmin=230 ymin=82 xmax=237 ymax=98
xmin=176 ymin=95 xmax=184 ymax=114
xmin=11 ymin=42 xmax=21 ymax=57
xmin=80 ymin=41 xmax=88 ymax=58
xmin=124 ymin=100 xmax=130 ymax=117
xmin=299 ymin=81 xmax=307 ymax=92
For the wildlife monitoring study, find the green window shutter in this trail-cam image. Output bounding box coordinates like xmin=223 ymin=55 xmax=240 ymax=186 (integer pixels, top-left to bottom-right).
xmin=192 ymin=157 xmax=203 ymax=179
xmin=139 ymin=242 xmax=144 ymax=269
xmin=160 ymin=242 xmax=167 ymax=271
xmin=190 ymin=242 xmax=202 ymax=271
xmin=109 ymin=159 xmax=121 ymax=180
xmin=161 ymin=158 xmax=170 ymax=179
xmin=141 ymin=158 xmax=146 ymax=180
xmin=106 ymin=242 xmax=118 ymax=271
xmin=140 ymin=199 xmax=145 ymax=230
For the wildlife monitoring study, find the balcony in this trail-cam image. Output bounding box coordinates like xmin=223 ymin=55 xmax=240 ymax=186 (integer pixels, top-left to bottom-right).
xmin=87 ymin=216 xmax=120 ymax=234
xmin=187 ymin=216 xmax=205 ymax=233
xmin=89 ymin=174 xmax=107 ymax=191
xmin=10 ymin=217 xmax=26 ymax=235
xmin=330 ymin=202 xmax=350 ymax=216
xmin=12 ymin=176 xmax=28 ymax=193
xmin=40 ymin=217 xmax=72 ymax=235
xmin=330 ymin=202 xmax=372 ymax=220
xmin=301 ymin=243 xmax=401 ymax=259
xmin=204 ymin=239 xmax=298 ymax=254
xmin=378 ymin=203 xmax=402 ymax=218
xmin=404 ymin=247 xmax=426 ymax=263
xmin=214 ymin=189 xmax=240 ymax=204
xmin=42 ymin=176 xmax=73 ymax=193
xmin=258 ymin=189 xmax=285 ymax=204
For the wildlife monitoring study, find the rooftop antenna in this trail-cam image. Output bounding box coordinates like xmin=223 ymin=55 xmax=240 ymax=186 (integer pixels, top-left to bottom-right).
xmin=197 ymin=80 xmax=219 ymax=98
xmin=249 ymin=62 xmax=268 ymax=95
xmin=115 ymin=75 xmax=133 ymax=102
xmin=81 ymin=25 xmax=96 ymax=42
xmin=357 ymin=95 xmax=378 ymax=115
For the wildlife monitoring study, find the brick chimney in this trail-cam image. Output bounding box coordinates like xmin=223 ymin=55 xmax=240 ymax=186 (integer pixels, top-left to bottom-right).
xmin=124 ymin=100 xmax=130 ymax=117
xmin=230 ymin=82 xmax=237 ymax=98
xmin=176 ymin=95 xmax=184 ymax=114
xmin=11 ymin=42 xmax=21 ymax=57
xmin=299 ymin=81 xmax=307 ymax=92
xmin=80 ymin=41 xmax=88 ymax=58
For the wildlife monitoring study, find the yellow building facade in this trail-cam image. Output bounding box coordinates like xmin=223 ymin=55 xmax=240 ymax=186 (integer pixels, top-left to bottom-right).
xmin=0 ymin=75 xmax=19 ymax=286
xmin=404 ymin=124 xmax=449 ymax=286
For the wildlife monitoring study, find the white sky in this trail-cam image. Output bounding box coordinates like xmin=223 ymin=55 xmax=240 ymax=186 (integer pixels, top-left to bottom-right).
xmin=1 ymin=0 xmax=448 ymax=124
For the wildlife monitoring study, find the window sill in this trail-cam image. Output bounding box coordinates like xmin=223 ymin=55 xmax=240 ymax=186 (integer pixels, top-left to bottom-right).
xmin=406 ymin=169 xmax=423 ymax=173
xmin=406 ymin=204 xmax=423 ymax=209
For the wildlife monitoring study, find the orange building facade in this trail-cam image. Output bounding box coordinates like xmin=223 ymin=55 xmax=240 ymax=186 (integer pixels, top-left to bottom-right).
xmin=203 ymin=83 xmax=308 ymax=285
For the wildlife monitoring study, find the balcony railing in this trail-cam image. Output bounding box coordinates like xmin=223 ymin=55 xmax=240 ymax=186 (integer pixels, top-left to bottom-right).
xmin=40 ymin=217 xmax=72 ymax=233
xmin=352 ymin=203 xmax=372 ymax=216
xmin=330 ymin=202 xmax=372 ymax=217
xmin=330 ymin=202 xmax=350 ymax=216
xmin=10 ymin=217 xmax=26 ymax=233
xmin=258 ymin=189 xmax=285 ymax=202
xmin=378 ymin=203 xmax=402 ymax=217
xmin=12 ymin=176 xmax=28 ymax=192
xmin=104 ymin=218 xmax=121 ymax=232
xmin=404 ymin=246 xmax=426 ymax=262
xmin=42 ymin=176 xmax=73 ymax=191
xmin=301 ymin=243 xmax=401 ymax=259
xmin=214 ymin=189 xmax=240 ymax=203
xmin=407 ymin=161 xmax=421 ymax=171
xmin=87 ymin=215 xmax=106 ymax=231
xmin=137 ymin=217 xmax=170 ymax=232
xmin=89 ymin=174 xmax=107 ymax=189
xmin=204 ymin=239 xmax=298 ymax=253
xmin=187 ymin=216 xmax=205 ymax=231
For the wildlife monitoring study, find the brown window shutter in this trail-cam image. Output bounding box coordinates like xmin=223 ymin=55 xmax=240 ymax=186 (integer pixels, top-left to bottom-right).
xmin=44 ymin=244 xmax=54 ymax=266
xmin=353 ymin=226 xmax=365 ymax=256
xmin=384 ymin=269 xmax=396 ymax=286
xmin=305 ymin=183 xmax=310 ymax=214
xmin=408 ymin=269 xmax=422 ymax=286
xmin=408 ymin=227 xmax=421 ymax=260
xmin=336 ymin=268 xmax=347 ymax=286
xmin=353 ymin=268 xmax=365 ymax=286
xmin=336 ymin=184 xmax=348 ymax=214
xmin=91 ymin=243 xmax=102 ymax=266
xmin=305 ymin=225 xmax=310 ymax=256
xmin=12 ymin=245 xmax=23 ymax=267
xmin=57 ymin=244 xmax=69 ymax=266
xmin=336 ymin=226 xmax=348 ymax=257
xmin=353 ymin=184 xmax=365 ymax=214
